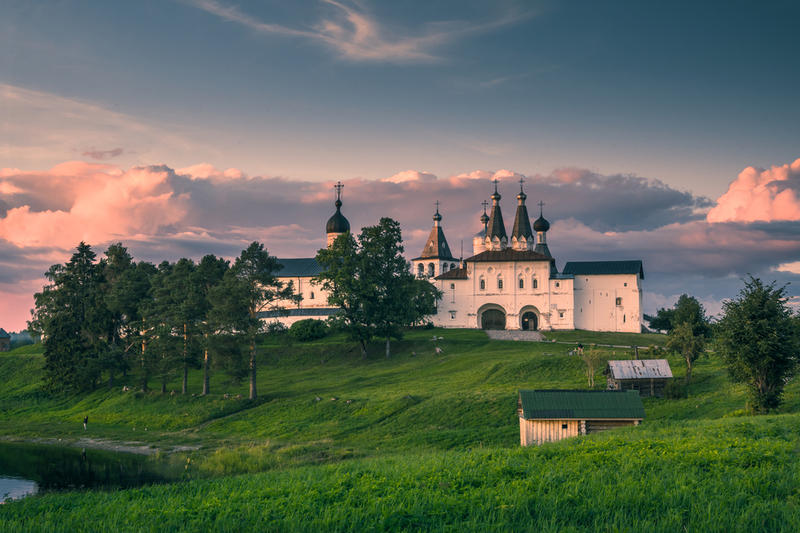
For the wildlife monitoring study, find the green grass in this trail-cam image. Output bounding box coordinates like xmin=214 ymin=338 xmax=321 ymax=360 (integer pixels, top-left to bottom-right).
xmin=1 ymin=329 xmax=799 ymax=531
xmin=542 ymin=329 xmax=668 ymax=347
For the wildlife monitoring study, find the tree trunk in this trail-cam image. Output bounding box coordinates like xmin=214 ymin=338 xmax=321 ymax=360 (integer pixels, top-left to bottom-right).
xmin=202 ymin=333 xmax=210 ymax=396
xmin=359 ymin=340 xmax=368 ymax=359
xmin=685 ymin=356 xmax=693 ymax=383
xmin=182 ymin=323 xmax=188 ymax=395
xmin=161 ymin=378 xmax=166 ymax=394
xmin=108 ymin=371 xmax=114 ymax=389
xmin=385 ymin=337 xmax=391 ymax=359
xmin=140 ymin=326 xmax=149 ymax=392
xmin=249 ymin=336 xmax=257 ymax=400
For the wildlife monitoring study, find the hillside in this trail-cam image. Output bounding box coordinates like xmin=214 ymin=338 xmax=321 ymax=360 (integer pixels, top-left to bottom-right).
xmin=1 ymin=329 xmax=799 ymax=531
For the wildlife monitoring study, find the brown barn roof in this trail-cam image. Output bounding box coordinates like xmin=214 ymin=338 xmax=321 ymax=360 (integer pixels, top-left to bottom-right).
xmin=434 ymin=267 xmax=468 ymax=280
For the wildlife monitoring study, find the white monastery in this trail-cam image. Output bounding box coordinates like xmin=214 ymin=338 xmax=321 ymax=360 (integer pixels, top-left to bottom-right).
xmin=270 ymin=180 xmax=644 ymax=332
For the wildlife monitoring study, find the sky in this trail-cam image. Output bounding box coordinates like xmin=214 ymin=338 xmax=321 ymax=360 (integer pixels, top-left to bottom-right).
xmin=1 ymin=0 xmax=799 ymax=330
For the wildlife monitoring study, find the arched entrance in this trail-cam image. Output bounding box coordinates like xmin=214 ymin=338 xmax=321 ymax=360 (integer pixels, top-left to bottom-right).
xmin=521 ymin=312 xmax=538 ymax=331
xmin=519 ymin=306 xmax=540 ymax=331
xmin=479 ymin=305 xmax=506 ymax=330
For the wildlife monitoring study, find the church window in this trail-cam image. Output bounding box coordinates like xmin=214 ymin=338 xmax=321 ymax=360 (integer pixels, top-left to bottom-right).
xmin=310 ymin=291 xmax=315 ymax=300
xmin=449 ymin=311 xmax=456 ymax=320
xmin=532 ymin=278 xmax=538 ymax=289
xmin=616 ymin=297 xmax=622 ymax=306
xmin=624 ymin=282 xmax=628 ymax=287
xmin=450 ymin=283 xmax=455 ymax=289
xmin=442 ymin=263 xmax=448 ymax=273
xmin=497 ymin=277 xmax=503 ymax=290
xmin=623 ymin=315 xmax=626 ymax=323
xmin=559 ymin=311 xmax=564 ymax=318
xmin=450 ymin=263 xmax=456 ymax=270
xmin=555 ymin=282 xmax=560 ymax=288
xmin=479 ymin=278 xmax=486 ymax=290
xmin=417 ymin=263 xmax=424 ymax=277
xmin=519 ymin=277 xmax=524 ymax=289
xmin=427 ymin=263 xmax=435 ymax=277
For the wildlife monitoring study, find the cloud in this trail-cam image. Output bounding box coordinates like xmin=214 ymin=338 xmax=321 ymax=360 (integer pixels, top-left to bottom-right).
xmin=185 ymin=0 xmax=525 ymax=63
xmin=0 ymin=162 xmax=188 ymax=248
xmin=82 ymin=147 xmax=124 ymax=160
xmin=3 ymin=159 xmax=800 ymax=331
xmin=707 ymin=158 xmax=800 ymax=223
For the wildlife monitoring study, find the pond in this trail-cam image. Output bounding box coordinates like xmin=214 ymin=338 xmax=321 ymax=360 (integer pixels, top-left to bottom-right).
xmin=0 ymin=441 xmax=184 ymax=502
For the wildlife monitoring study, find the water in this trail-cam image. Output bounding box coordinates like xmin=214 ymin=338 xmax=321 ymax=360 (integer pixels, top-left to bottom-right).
xmin=0 ymin=441 xmax=183 ymax=502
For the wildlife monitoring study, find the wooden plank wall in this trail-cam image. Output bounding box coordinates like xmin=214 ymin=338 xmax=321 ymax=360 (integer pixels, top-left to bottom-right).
xmin=607 ymin=378 xmax=670 ymax=397
xmin=520 ymin=418 xmax=579 ymax=446
xmin=585 ymin=420 xmax=638 ymax=433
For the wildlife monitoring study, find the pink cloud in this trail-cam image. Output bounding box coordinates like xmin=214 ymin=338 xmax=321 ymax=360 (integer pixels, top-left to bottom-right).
xmin=177 ymin=163 xmax=247 ymax=181
xmin=707 ymin=158 xmax=800 ymax=223
xmin=382 ymin=170 xmax=437 ymax=184
xmin=0 ymin=162 xmax=188 ymax=248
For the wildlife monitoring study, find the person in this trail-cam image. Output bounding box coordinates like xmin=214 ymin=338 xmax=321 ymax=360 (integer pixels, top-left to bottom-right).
xmin=83 ymin=416 xmax=88 ymax=431
xmin=577 ymin=343 xmax=584 ymax=356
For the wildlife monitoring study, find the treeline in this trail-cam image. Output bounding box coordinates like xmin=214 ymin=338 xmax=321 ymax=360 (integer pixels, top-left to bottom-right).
xmin=652 ymin=279 xmax=800 ymax=413
xmin=28 ymin=241 xmax=295 ymax=399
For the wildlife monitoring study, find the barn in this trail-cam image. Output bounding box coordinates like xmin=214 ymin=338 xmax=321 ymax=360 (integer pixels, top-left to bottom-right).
xmin=605 ymin=359 xmax=673 ymax=397
xmin=517 ymin=390 xmax=644 ymax=446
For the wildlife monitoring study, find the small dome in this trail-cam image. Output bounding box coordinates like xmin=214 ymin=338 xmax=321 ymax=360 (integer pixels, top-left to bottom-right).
xmin=326 ymin=200 xmax=350 ymax=233
xmin=480 ymin=212 xmax=489 ymax=225
xmin=433 ymin=210 xmax=442 ymax=223
xmin=533 ymin=214 xmax=550 ymax=232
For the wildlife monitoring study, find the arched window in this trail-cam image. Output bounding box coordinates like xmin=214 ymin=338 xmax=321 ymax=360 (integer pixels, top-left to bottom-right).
xmin=532 ymin=278 xmax=538 ymax=289
xmin=497 ymin=277 xmax=503 ymax=290
xmin=479 ymin=278 xmax=486 ymax=290
xmin=427 ymin=263 xmax=435 ymax=277
xmin=417 ymin=263 xmax=424 ymax=277
xmin=450 ymin=263 xmax=456 ymax=270
xmin=518 ymin=277 xmax=524 ymax=289
xmin=442 ymin=263 xmax=449 ymax=273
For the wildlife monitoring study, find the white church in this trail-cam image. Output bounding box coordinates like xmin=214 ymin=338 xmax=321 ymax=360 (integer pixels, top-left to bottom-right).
xmin=271 ymin=180 xmax=644 ymax=332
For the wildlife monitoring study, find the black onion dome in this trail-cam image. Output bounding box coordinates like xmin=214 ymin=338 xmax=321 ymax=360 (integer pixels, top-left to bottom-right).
xmin=326 ymin=200 xmax=350 ymax=233
xmin=533 ymin=214 xmax=550 ymax=232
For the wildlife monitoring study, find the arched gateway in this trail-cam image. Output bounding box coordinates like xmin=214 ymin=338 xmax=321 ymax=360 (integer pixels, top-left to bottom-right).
xmin=519 ymin=306 xmax=540 ymax=331
xmin=479 ymin=304 xmax=506 ymax=330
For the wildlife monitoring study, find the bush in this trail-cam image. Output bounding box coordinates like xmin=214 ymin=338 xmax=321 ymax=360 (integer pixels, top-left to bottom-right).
xmin=664 ymin=380 xmax=687 ymax=399
xmin=289 ymin=319 xmax=328 ymax=342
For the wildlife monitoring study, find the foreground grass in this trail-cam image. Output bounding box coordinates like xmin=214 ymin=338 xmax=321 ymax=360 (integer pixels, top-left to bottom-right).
xmin=2 ymin=414 xmax=799 ymax=532
xmin=1 ymin=329 xmax=799 ymax=531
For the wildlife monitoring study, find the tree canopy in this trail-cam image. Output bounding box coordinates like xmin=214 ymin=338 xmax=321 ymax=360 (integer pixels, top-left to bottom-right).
xmin=715 ymin=277 xmax=799 ymax=413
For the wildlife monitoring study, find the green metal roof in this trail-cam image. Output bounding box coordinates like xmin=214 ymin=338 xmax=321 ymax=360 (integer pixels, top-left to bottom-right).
xmin=518 ymin=390 xmax=644 ymax=420
xmin=562 ymin=260 xmax=644 ymax=279
xmin=276 ymin=258 xmax=324 ymax=277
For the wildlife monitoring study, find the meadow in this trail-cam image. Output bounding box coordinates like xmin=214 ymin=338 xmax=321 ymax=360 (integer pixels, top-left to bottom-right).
xmin=1 ymin=329 xmax=799 ymax=531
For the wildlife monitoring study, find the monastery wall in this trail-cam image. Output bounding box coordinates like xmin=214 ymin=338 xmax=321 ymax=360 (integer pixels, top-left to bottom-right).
xmin=572 ymin=274 xmax=642 ymax=332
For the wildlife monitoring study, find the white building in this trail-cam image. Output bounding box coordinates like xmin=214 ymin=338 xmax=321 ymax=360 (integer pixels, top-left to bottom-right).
xmin=269 ymin=180 xmax=644 ymax=332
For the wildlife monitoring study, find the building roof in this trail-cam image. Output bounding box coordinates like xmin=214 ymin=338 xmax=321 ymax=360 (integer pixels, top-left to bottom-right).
xmin=607 ymin=360 xmax=673 ymax=380
xmin=414 ymin=225 xmax=456 ymax=260
xmin=486 ymin=184 xmax=507 ymax=241
xmin=518 ymin=390 xmax=645 ymax=420
xmin=0 ymin=328 xmax=9 ymax=339
xmin=258 ymin=307 xmax=339 ymax=318
xmin=465 ymin=249 xmax=553 ymax=263
xmin=326 ymin=204 xmax=350 ymax=234
xmin=511 ymin=188 xmax=534 ymax=242
xmin=434 ymin=267 xmax=468 ymax=280
xmin=562 ymin=260 xmax=644 ymax=279
xmin=276 ymin=258 xmax=324 ymax=277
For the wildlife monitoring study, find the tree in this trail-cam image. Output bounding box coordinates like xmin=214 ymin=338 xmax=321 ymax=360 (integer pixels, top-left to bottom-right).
xmin=716 ymin=277 xmax=799 ymax=413
xmin=194 ymin=254 xmax=229 ymax=395
xmin=649 ymin=294 xmax=711 ymax=336
xmin=211 ymin=242 xmax=299 ymax=400
xmin=29 ymin=243 xmax=109 ymax=392
xmin=666 ymin=321 xmax=705 ymax=383
xmin=315 ymin=218 xmax=442 ymax=358
xmin=580 ymin=346 xmax=604 ymax=388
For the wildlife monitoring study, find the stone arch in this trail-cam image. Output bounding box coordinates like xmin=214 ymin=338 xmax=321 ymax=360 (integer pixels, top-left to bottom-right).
xmin=519 ymin=305 xmax=540 ymax=331
xmin=478 ymin=303 xmax=506 ymax=330
xmin=417 ymin=263 xmax=424 ymax=277
xmin=427 ymin=263 xmax=435 ymax=277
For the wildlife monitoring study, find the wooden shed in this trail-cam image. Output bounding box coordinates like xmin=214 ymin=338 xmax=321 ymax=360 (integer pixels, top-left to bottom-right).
xmin=517 ymin=390 xmax=644 ymax=446
xmin=605 ymin=359 xmax=673 ymax=397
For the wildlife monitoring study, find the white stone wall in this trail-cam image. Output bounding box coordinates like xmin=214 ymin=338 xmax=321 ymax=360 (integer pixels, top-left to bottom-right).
xmin=414 ymin=259 xmax=460 ymax=279
xmin=572 ymin=273 xmax=643 ymax=332
xmin=273 ymin=276 xmax=331 ymax=310
xmin=431 ymin=260 xmax=575 ymax=330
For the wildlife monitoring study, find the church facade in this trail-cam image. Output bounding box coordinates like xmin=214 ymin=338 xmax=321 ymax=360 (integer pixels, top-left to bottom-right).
xmin=271 ymin=180 xmax=644 ymax=332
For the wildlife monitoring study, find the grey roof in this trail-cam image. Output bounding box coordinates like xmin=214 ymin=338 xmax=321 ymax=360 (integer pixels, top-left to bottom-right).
xmin=258 ymin=307 xmax=340 ymax=318
xmin=562 ymin=260 xmax=644 ymax=279
xmin=511 ymin=195 xmax=533 ymax=242
xmin=518 ymin=390 xmax=645 ymax=420
xmin=0 ymin=328 xmax=9 ymax=338
xmin=534 ymin=242 xmax=553 ymax=258
xmin=465 ymin=249 xmax=552 ymax=263
xmin=276 ymin=258 xmax=324 ymax=277
xmin=607 ymin=360 xmax=673 ymax=380
xmin=415 ymin=225 xmax=455 ymax=260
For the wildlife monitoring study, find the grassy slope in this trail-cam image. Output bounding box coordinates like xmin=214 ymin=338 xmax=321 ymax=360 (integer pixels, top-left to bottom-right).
xmin=1 ymin=330 xmax=799 ymax=531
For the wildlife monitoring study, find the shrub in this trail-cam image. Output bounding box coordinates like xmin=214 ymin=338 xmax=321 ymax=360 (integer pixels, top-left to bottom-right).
xmin=289 ymin=319 xmax=329 ymax=342
xmin=664 ymin=380 xmax=687 ymax=399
